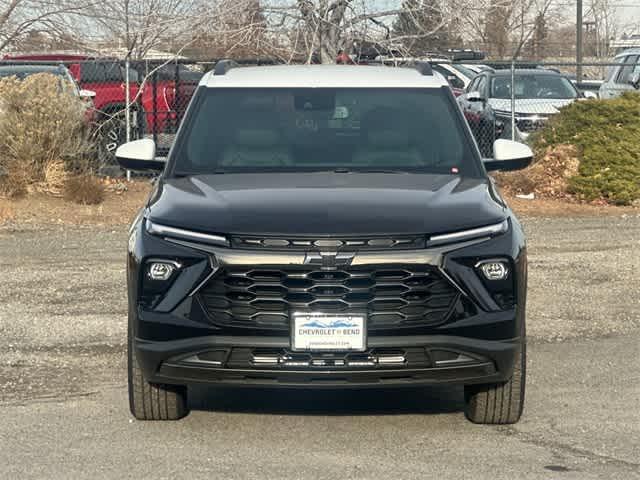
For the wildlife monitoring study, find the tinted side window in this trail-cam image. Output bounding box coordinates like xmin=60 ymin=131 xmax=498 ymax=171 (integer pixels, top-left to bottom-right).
xmin=103 ymin=62 xmax=124 ymax=82
xmin=616 ymin=55 xmax=638 ymax=84
xmin=80 ymin=62 xmax=124 ymax=83
xmin=476 ymin=76 xmax=487 ymax=96
xmin=80 ymin=63 xmax=105 ymax=83
xmin=467 ymin=77 xmax=479 ymax=93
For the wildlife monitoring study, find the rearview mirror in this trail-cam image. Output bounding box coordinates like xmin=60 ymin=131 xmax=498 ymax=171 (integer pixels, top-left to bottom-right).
xmin=115 ymin=139 xmax=165 ymax=171
xmin=467 ymin=91 xmax=484 ymax=102
xmin=483 ymin=139 xmax=533 ymax=172
xmin=630 ymin=72 xmax=640 ymax=89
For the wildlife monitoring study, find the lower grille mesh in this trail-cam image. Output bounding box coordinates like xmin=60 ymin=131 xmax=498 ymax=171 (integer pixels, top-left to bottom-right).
xmin=198 ymin=266 xmax=460 ymax=331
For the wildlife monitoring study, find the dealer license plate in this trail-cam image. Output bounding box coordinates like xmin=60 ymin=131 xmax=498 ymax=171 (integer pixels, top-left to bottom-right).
xmin=292 ymin=313 xmax=366 ymax=351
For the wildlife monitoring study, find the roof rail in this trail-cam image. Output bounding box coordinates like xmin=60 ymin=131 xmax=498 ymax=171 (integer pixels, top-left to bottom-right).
xmin=414 ymin=61 xmax=433 ymax=76
xmin=213 ymin=59 xmax=239 ymax=76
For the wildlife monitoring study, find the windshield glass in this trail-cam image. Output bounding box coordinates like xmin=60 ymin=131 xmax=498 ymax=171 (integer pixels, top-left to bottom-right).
xmin=172 ymin=88 xmax=479 ymax=176
xmin=491 ymin=74 xmax=578 ymax=99
xmin=449 ymin=64 xmax=477 ymax=79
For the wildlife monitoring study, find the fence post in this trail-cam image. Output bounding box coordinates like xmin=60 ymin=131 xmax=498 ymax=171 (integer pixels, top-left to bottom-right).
xmin=152 ymin=68 xmax=158 ymax=147
xmin=510 ymin=60 xmax=516 ymax=141
xmin=125 ymin=57 xmax=131 ymax=181
xmin=174 ymin=61 xmax=180 ymax=133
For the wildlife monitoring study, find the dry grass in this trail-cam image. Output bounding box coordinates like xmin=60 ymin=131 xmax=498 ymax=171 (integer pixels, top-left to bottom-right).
xmin=0 ymin=203 xmax=14 ymax=223
xmin=495 ymin=144 xmax=580 ymax=200
xmin=63 ymin=175 xmax=105 ymax=205
xmin=0 ymin=73 xmax=93 ymax=200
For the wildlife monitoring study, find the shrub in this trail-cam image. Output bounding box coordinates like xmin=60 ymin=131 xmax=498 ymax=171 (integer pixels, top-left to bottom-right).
xmin=63 ymin=175 xmax=105 ymax=205
xmin=532 ymin=93 xmax=640 ymax=205
xmin=0 ymin=73 xmax=93 ymax=199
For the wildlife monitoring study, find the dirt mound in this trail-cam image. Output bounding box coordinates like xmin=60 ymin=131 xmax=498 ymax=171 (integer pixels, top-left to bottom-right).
xmin=494 ymin=144 xmax=580 ymax=200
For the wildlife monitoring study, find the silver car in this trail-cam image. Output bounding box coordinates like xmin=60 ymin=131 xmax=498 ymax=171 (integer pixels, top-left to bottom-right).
xmin=599 ymin=48 xmax=640 ymax=99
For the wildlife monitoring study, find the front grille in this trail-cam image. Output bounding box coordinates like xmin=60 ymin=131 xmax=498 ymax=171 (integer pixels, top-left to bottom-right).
xmin=198 ymin=265 xmax=460 ymax=331
xmin=515 ymin=117 xmax=548 ymax=133
xmin=231 ymin=235 xmax=426 ymax=250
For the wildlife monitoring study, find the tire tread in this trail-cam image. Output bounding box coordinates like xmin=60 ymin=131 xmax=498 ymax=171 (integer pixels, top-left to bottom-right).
xmin=128 ymin=330 xmax=189 ymax=421
xmin=464 ymin=344 xmax=526 ymax=424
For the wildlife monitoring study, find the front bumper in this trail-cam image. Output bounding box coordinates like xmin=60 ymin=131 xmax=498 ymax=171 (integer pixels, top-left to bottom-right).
xmin=135 ymin=333 xmax=520 ymax=388
xmin=128 ymin=215 xmax=527 ymax=389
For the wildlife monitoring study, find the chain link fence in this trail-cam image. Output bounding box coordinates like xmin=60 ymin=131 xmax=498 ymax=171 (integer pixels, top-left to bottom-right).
xmin=439 ymin=60 xmax=640 ymax=157
xmin=0 ymin=58 xmax=212 ymax=176
xmin=1 ymin=56 xmax=639 ymax=174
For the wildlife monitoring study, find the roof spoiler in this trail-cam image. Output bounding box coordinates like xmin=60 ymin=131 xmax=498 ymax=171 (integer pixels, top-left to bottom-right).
xmin=414 ymin=61 xmax=433 ymax=76
xmin=213 ymin=59 xmax=239 ymax=76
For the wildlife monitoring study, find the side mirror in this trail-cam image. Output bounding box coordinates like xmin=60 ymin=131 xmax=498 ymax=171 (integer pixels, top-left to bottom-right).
xmin=630 ymin=72 xmax=640 ymax=89
xmin=115 ymin=139 xmax=165 ymax=171
xmin=582 ymin=90 xmax=598 ymax=99
xmin=79 ymin=89 xmax=96 ymax=99
xmin=484 ymin=139 xmax=533 ymax=172
xmin=467 ymin=91 xmax=485 ymax=102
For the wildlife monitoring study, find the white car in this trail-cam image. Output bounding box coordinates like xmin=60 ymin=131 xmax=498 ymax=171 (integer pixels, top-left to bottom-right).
xmin=599 ymin=48 xmax=640 ymax=99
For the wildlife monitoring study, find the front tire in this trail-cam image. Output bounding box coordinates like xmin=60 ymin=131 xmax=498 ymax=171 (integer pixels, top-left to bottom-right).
xmin=128 ymin=328 xmax=189 ymax=421
xmin=464 ymin=343 xmax=526 ymax=424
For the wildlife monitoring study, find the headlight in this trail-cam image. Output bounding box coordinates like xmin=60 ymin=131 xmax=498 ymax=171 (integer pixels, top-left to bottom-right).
xmin=428 ymin=219 xmax=508 ymax=247
xmin=146 ymin=219 xmax=229 ymax=247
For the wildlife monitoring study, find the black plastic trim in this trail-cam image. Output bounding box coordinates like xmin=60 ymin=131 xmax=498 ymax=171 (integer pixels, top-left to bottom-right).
xmin=213 ymin=59 xmax=239 ymax=76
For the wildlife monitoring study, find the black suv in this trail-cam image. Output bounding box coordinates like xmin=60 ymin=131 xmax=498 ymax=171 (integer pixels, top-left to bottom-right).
xmin=116 ymin=62 xmax=533 ymax=424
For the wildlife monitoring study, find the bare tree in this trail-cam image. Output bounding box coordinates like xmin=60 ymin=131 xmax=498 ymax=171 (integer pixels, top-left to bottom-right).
xmin=80 ymin=0 xmax=209 ymax=59
xmin=0 ymin=0 xmax=90 ymax=52
xmin=459 ymin=0 xmax=561 ymax=59
xmin=585 ymin=0 xmax=617 ymax=58
xmin=260 ymin=0 xmax=463 ymax=64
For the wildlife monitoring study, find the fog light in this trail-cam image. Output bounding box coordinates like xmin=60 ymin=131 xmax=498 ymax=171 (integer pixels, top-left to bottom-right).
xmin=478 ymin=261 xmax=509 ymax=281
xmin=148 ymin=261 xmax=177 ymax=281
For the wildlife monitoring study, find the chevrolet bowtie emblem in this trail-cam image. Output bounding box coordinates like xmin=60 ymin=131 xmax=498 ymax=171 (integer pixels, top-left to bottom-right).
xmin=304 ymin=251 xmax=355 ymax=270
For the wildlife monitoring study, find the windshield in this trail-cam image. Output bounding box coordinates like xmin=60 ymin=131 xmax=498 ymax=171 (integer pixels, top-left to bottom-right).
xmin=491 ymin=74 xmax=578 ymax=99
xmin=449 ymin=64 xmax=477 ymax=79
xmin=172 ymin=88 xmax=479 ymax=176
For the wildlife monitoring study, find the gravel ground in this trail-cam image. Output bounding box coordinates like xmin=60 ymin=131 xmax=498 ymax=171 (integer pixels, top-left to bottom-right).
xmin=0 ymin=216 xmax=639 ymax=479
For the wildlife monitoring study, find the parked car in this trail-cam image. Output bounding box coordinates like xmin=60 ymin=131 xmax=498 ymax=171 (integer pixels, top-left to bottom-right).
xmin=130 ymin=62 xmax=203 ymax=141
xmin=457 ymin=69 xmax=582 ymax=156
xmin=4 ymin=54 xmax=203 ymax=162
xmin=372 ymin=54 xmax=481 ymax=95
xmin=0 ymin=64 xmax=96 ymax=122
xmin=116 ymin=62 xmax=532 ymax=424
xmin=599 ymin=48 xmax=640 ymax=99
xmin=4 ymin=54 xmax=140 ymax=164
xmin=430 ymin=62 xmax=478 ymax=95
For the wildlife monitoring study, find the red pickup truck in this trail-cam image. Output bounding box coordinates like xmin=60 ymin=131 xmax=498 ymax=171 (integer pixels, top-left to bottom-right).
xmin=4 ymin=54 xmax=202 ymax=163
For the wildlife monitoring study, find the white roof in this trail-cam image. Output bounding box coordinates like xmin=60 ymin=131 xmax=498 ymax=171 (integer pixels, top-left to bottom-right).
xmin=201 ymin=65 xmax=447 ymax=89
xmin=615 ymin=47 xmax=640 ymax=57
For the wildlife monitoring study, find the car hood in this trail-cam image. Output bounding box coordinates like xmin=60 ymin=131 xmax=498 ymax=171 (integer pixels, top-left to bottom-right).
xmin=489 ymin=98 xmax=575 ymax=115
xmin=147 ymin=173 xmax=506 ymax=237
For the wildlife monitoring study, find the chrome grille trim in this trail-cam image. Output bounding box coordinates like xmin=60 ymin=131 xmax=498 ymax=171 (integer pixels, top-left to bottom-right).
xmin=162 ymin=237 xmax=489 ymax=268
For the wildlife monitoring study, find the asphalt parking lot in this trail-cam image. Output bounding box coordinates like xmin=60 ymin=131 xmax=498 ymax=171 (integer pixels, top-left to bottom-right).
xmin=0 ymin=215 xmax=639 ymax=479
